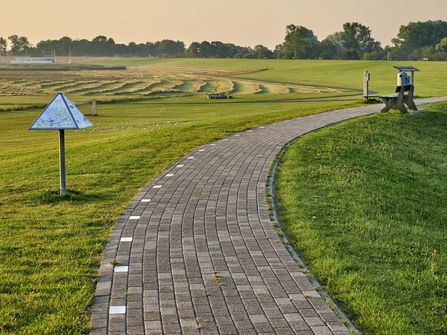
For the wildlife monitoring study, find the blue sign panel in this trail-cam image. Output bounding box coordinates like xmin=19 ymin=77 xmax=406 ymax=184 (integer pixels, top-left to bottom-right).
xmin=29 ymin=92 xmax=93 ymax=130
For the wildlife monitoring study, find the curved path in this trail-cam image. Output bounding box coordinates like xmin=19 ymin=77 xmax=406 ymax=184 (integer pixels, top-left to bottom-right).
xmin=91 ymin=97 xmax=446 ymax=335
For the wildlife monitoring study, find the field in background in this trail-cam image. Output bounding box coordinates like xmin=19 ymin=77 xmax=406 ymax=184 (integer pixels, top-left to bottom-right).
xmin=2 ymin=57 xmax=447 ymax=112
xmin=96 ymin=57 xmax=447 ymax=96
xmin=0 ymin=57 xmax=349 ymax=111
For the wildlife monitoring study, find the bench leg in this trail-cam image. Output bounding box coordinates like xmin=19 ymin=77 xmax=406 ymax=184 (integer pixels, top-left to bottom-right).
xmin=405 ymin=86 xmax=418 ymax=111
xmin=381 ymin=103 xmax=391 ymax=113
xmin=398 ymin=104 xmax=408 ymax=114
xmin=396 ymin=88 xmax=408 ymax=114
xmin=380 ymin=99 xmax=392 ymax=113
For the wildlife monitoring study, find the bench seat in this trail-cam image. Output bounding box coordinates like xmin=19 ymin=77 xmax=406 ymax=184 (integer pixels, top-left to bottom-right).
xmin=380 ymin=94 xmax=398 ymax=99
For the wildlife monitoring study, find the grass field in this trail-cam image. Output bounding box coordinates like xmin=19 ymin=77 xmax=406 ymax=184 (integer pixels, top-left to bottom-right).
xmin=0 ymin=58 xmax=347 ymax=111
xmin=96 ymin=58 xmax=447 ymax=96
xmin=0 ymin=93 xmax=359 ymax=333
xmin=1 ymin=57 xmax=447 ymax=333
xmin=275 ymin=104 xmax=447 ymax=334
xmin=2 ymin=57 xmax=447 ymax=112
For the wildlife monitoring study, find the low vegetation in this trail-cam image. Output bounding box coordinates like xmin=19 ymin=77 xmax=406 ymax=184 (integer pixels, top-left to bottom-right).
xmin=276 ymin=104 xmax=447 ymax=334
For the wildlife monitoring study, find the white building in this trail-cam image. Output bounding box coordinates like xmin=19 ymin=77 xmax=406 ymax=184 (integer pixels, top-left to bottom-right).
xmin=11 ymin=57 xmax=56 ymax=64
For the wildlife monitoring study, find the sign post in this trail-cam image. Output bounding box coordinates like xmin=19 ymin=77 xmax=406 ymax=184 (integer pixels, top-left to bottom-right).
xmin=59 ymin=129 xmax=66 ymax=194
xmin=92 ymin=100 xmax=97 ymax=116
xmin=28 ymin=92 xmax=93 ymax=194
xmin=363 ymin=70 xmax=370 ymax=100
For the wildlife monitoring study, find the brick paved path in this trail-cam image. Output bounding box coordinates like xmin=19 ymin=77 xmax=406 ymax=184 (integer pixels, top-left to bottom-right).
xmin=91 ymin=98 xmax=446 ymax=335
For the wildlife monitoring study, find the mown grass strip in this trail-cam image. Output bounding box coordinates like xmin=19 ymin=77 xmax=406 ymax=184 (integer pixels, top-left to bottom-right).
xmin=275 ymin=104 xmax=447 ymax=334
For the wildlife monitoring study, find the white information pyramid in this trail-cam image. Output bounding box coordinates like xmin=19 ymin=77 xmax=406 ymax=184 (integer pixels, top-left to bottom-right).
xmin=29 ymin=92 xmax=93 ymax=130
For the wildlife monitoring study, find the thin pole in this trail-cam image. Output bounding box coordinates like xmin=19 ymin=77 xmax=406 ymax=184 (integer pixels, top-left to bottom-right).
xmin=59 ymin=129 xmax=66 ymax=194
xmin=363 ymin=71 xmax=369 ymax=100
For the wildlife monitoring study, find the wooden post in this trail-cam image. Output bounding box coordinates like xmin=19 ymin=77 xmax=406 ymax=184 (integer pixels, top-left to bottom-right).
xmin=363 ymin=71 xmax=370 ymax=100
xmin=92 ymin=100 xmax=97 ymax=116
xmin=59 ymin=129 xmax=67 ymax=194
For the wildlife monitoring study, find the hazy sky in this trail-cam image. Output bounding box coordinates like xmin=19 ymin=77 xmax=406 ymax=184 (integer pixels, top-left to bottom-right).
xmin=2 ymin=0 xmax=447 ymax=48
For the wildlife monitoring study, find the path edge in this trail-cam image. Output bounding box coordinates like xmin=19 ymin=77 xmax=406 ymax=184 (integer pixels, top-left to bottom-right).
xmin=266 ymin=123 xmax=364 ymax=335
xmin=265 ymin=97 xmax=447 ymax=335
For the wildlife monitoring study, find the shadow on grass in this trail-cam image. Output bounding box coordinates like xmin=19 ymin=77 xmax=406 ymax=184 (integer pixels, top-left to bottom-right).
xmin=362 ymin=98 xmax=381 ymax=104
xmin=33 ymin=189 xmax=109 ymax=205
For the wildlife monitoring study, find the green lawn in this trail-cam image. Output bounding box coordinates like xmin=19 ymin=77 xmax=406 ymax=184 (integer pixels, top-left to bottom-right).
xmin=0 ymin=94 xmax=358 ymax=334
xmin=1 ymin=57 xmax=447 ymax=334
xmin=275 ymin=104 xmax=447 ymax=334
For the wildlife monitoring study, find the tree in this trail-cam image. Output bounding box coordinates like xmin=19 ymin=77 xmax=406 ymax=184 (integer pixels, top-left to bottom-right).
xmin=409 ymin=46 xmax=447 ymax=61
xmin=36 ymin=36 xmax=74 ymax=56
xmin=251 ymin=45 xmax=274 ymax=59
xmin=8 ymin=35 xmax=32 ymax=55
xmin=210 ymin=41 xmax=227 ymax=57
xmin=320 ymin=33 xmax=344 ymax=59
xmin=186 ymin=41 xmax=251 ymax=58
xmin=73 ymin=39 xmax=90 ymax=56
xmin=341 ymin=22 xmax=382 ymax=59
xmin=362 ymin=49 xmax=387 ymax=60
xmin=342 ymin=49 xmax=360 ymax=60
xmin=319 ymin=23 xmax=383 ymax=60
xmin=126 ymin=42 xmax=148 ymax=57
xmin=90 ymin=35 xmax=116 ymax=56
xmin=59 ymin=36 xmax=74 ymax=56
xmin=154 ymin=40 xmax=185 ymax=57
xmin=35 ymin=39 xmax=53 ymax=56
xmin=393 ymin=20 xmax=447 ymax=53
xmin=196 ymin=41 xmax=215 ymax=57
xmin=278 ymin=25 xmax=320 ymax=59
xmin=435 ymin=37 xmax=447 ymax=52
xmin=186 ymin=42 xmax=201 ymax=57
xmin=0 ymin=37 xmax=6 ymax=56
xmin=390 ymin=20 xmax=447 ymax=59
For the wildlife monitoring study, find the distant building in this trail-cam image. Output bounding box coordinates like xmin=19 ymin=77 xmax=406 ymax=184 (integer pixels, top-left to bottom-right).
xmin=11 ymin=57 xmax=55 ymax=64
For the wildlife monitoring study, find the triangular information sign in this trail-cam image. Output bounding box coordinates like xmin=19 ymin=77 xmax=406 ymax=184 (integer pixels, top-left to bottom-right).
xmin=29 ymin=92 xmax=93 ymax=130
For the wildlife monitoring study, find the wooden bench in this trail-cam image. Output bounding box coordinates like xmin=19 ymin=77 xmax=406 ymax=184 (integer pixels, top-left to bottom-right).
xmin=380 ymin=85 xmax=417 ymax=114
xmin=207 ymin=93 xmax=232 ymax=99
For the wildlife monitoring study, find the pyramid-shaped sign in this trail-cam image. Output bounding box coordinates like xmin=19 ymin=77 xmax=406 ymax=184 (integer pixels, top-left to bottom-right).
xmin=29 ymin=92 xmax=93 ymax=130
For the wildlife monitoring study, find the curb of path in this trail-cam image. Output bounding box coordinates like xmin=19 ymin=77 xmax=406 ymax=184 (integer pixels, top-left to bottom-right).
xmin=266 ymin=127 xmax=362 ymax=335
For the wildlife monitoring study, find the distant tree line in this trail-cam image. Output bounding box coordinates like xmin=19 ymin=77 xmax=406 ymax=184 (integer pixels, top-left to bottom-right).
xmin=1 ymin=20 xmax=447 ymax=60
xmin=274 ymin=20 xmax=447 ymax=61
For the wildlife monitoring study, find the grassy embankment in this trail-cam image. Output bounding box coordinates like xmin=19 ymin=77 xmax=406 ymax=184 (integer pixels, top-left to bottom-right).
xmin=276 ymin=104 xmax=447 ymax=334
